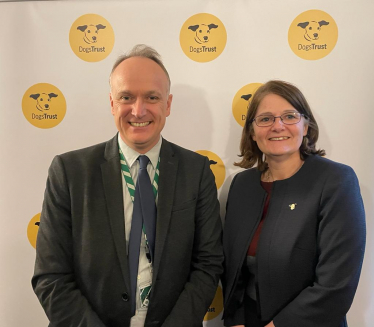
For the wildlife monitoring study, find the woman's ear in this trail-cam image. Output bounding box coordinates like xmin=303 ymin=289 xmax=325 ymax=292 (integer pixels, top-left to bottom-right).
xmin=303 ymin=122 xmax=309 ymax=136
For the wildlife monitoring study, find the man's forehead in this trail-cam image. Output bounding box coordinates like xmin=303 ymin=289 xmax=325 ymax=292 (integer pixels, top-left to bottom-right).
xmin=113 ymin=57 xmax=162 ymax=75
xmin=111 ymin=57 xmax=170 ymax=90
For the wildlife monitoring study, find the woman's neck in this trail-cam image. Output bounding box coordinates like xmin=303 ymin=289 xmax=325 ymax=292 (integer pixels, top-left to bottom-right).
xmin=263 ymin=155 xmax=304 ymax=182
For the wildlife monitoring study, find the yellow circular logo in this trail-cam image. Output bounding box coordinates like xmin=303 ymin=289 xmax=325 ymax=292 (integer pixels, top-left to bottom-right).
xmin=180 ymin=13 xmax=227 ymax=62
xmin=195 ymin=150 xmax=225 ymax=190
xmin=204 ymin=285 xmax=223 ymax=321
xmin=69 ymin=14 xmax=115 ymax=62
xmin=22 ymin=83 xmax=66 ymax=129
xmin=232 ymin=83 xmax=263 ymax=127
xmin=288 ymin=10 xmax=338 ymax=60
xmin=27 ymin=213 xmax=41 ymax=249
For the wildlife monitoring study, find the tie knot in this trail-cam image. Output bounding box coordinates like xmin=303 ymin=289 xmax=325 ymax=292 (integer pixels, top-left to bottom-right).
xmin=138 ymin=155 xmax=150 ymax=170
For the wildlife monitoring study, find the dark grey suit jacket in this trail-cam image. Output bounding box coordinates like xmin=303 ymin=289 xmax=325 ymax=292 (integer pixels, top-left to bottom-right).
xmin=223 ymin=155 xmax=365 ymax=327
xmin=32 ymin=135 xmax=223 ymax=327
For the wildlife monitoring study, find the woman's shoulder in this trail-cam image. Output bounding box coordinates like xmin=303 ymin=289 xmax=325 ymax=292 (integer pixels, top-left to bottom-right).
xmin=228 ymin=168 xmax=263 ymax=195
xmin=306 ymin=155 xmax=355 ymax=175
xmin=232 ymin=167 xmax=261 ymax=182
xmin=304 ymin=155 xmax=359 ymax=189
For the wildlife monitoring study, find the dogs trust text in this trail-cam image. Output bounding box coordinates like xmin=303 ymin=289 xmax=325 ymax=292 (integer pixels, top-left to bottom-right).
xmin=189 ymin=46 xmax=217 ymax=53
xmin=79 ymin=46 xmax=106 ymax=53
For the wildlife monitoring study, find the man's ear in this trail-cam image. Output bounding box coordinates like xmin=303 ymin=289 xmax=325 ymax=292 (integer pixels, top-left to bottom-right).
xmin=165 ymin=94 xmax=173 ymax=117
xmin=109 ymin=93 xmax=115 ymax=115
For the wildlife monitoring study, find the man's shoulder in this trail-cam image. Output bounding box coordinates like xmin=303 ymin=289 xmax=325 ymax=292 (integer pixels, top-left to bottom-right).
xmin=162 ymin=139 xmax=207 ymax=163
xmin=56 ymin=135 xmax=117 ymax=165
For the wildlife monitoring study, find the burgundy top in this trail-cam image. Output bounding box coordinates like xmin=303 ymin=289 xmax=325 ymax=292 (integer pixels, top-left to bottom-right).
xmin=247 ymin=181 xmax=273 ymax=256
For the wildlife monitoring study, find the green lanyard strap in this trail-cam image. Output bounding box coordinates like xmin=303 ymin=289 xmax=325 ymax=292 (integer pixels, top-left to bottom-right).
xmin=119 ymin=146 xmax=160 ymax=202
xmin=118 ymin=146 xmax=160 ymax=262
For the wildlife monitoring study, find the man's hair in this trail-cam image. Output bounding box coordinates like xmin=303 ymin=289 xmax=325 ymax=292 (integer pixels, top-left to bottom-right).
xmin=110 ymin=44 xmax=171 ymax=90
xmin=235 ymin=80 xmax=325 ymax=171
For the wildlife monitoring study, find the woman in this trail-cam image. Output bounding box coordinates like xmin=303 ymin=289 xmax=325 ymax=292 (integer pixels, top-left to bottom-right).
xmin=222 ymin=80 xmax=366 ymax=327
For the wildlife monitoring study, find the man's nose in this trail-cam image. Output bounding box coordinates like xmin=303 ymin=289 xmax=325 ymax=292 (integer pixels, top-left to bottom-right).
xmin=131 ymin=99 xmax=146 ymax=118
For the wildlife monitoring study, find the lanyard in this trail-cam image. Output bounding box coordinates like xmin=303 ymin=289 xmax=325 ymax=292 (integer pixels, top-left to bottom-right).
xmin=119 ymin=147 xmax=159 ymax=200
xmin=118 ymin=146 xmax=160 ymax=262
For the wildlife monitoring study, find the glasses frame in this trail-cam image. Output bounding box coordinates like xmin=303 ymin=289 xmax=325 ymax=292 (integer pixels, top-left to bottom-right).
xmin=251 ymin=112 xmax=307 ymax=127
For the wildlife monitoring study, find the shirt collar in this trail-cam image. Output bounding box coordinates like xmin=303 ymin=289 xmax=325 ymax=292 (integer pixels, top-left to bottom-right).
xmin=117 ymin=134 xmax=162 ymax=169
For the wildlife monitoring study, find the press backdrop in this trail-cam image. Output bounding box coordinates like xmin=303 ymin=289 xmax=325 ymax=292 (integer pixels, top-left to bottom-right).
xmin=0 ymin=1 xmax=373 ymax=326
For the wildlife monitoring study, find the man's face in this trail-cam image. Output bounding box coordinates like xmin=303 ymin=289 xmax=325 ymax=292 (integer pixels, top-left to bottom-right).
xmin=110 ymin=57 xmax=172 ymax=153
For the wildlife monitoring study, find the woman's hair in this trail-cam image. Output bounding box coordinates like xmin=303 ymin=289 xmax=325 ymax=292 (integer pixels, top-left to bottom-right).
xmin=235 ymin=80 xmax=325 ymax=170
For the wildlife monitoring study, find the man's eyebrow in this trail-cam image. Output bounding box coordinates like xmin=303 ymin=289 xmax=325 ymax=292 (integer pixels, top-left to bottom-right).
xmin=145 ymin=90 xmax=162 ymax=96
xmin=116 ymin=90 xmax=132 ymax=96
xmin=117 ymin=90 xmax=130 ymax=94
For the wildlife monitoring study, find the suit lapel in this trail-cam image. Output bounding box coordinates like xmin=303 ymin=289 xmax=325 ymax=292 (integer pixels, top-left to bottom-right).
xmin=225 ymin=171 xmax=266 ymax=302
xmin=101 ymin=135 xmax=130 ymax=290
xmin=152 ymin=139 xmax=178 ymax=282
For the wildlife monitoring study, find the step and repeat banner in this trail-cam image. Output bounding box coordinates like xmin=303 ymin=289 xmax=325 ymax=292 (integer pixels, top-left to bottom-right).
xmin=1 ymin=1 xmax=373 ymax=326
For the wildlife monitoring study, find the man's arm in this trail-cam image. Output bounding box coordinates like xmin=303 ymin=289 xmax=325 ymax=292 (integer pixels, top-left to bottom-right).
xmin=32 ymin=155 xmax=106 ymax=327
xmin=162 ymin=157 xmax=224 ymax=327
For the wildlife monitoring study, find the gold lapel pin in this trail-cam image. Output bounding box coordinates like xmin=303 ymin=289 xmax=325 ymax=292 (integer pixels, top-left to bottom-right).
xmin=289 ymin=203 xmax=297 ymax=210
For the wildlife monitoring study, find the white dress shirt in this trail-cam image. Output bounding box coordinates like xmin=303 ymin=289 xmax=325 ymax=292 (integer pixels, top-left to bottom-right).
xmin=118 ymin=134 xmax=161 ymax=327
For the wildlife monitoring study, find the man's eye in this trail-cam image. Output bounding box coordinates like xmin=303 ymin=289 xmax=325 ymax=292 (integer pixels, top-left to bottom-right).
xmin=121 ymin=96 xmax=131 ymax=101
xmin=149 ymin=96 xmax=159 ymax=101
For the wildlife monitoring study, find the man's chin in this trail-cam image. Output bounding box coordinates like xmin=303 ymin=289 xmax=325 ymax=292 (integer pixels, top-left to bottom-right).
xmin=131 ymin=138 xmax=158 ymax=154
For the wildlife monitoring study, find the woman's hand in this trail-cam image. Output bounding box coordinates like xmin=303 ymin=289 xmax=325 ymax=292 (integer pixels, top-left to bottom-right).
xmin=265 ymin=321 xmax=275 ymax=327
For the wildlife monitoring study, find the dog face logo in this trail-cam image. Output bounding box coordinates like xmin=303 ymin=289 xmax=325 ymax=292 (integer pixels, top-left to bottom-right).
xmin=22 ymin=83 xmax=66 ymax=129
xmin=180 ymin=13 xmax=227 ymax=63
xmin=29 ymin=93 xmax=58 ymax=112
xmin=188 ymin=24 xmax=218 ymax=44
xmin=297 ymin=20 xmax=329 ymax=41
xmin=195 ymin=150 xmax=225 ymax=190
xmin=288 ymin=10 xmax=338 ymax=60
xmin=209 ymin=160 xmax=218 ymax=166
xmin=204 ymin=285 xmax=223 ymax=321
xmin=77 ymin=24 xmax=106 ymax=44
xmin=232 ymin=83 xmax=262 ymax=127
xmin=69 ymin=14 xmax=115 ymax=62
xmin=27 ymin=213 xmax=41 ymax=249
xmin=241 ymin=94 xmax=252 ymax=101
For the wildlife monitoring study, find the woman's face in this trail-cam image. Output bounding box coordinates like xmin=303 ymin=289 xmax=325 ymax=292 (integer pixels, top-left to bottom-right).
xmin=251 ymin=93 xmax=308 ymax=162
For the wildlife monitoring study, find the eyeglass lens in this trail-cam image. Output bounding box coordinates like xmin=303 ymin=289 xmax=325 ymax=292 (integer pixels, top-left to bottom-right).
xmin=254 ymin=112 xmax=301 ymax=126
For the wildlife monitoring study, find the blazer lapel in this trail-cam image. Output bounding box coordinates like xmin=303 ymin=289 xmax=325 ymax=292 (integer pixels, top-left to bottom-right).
xmin=152 ymin=139 xmax=178 ymax=282
xmin=225 ymin=171 xmax=266 ymax=302
xmin=101 ymin=135 xmax=130 ymax=290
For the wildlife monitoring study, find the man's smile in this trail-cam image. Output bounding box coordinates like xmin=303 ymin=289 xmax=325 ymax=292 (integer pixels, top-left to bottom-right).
xmin=129 ymin=121 xmax=151 ymax=127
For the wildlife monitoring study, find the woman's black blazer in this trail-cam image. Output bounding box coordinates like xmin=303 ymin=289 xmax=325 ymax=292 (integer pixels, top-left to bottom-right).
xmin=223 ymin=155 xmax=366 ymax=327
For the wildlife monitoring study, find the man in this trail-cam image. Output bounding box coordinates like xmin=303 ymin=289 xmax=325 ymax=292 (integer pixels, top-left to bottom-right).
xmin=32 ymin=44 xmax=223 ymax=327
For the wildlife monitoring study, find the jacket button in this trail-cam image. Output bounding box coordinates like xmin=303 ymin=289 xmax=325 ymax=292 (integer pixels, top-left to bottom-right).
xmin=121 ymin=292 xmax=129 ymax=301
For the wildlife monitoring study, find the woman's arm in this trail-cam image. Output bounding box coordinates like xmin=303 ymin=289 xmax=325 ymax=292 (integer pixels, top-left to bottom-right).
xmin=273 ymin=164 xmax=366 ymax=327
